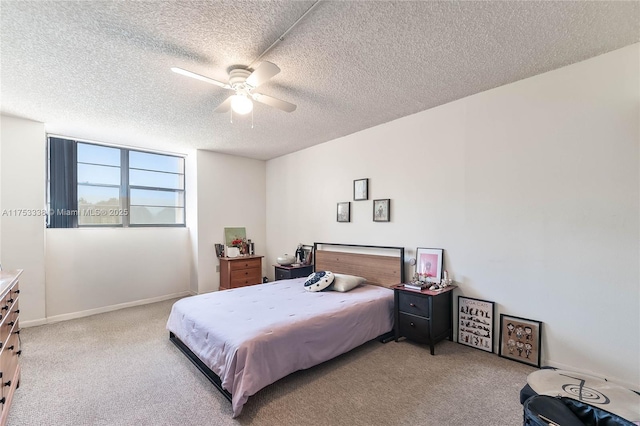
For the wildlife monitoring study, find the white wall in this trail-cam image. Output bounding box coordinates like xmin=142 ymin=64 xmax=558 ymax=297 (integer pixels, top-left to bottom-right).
xmin=0 ymin=115 xmax=47 ymax=323
xmin=0 ymin=117 xmax=2 ymax=265
xmin=45 ymin=228 xmax=190 ymax=320
xmin=185 ymin=149 xmax=199 ymax=294
xmin=0 ymin=114 xmax=193 ymax=325
xmin=266 ymin=44 xmax=640 ymax=389
xmin=196 ymin=150 xmax=266 ymax=293
xmin=0 ymin=113 xmax=265 ymax=322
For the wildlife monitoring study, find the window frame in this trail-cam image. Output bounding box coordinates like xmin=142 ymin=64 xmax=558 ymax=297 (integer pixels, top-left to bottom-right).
xmin=48 ymin=136 xmax=186 ymax=228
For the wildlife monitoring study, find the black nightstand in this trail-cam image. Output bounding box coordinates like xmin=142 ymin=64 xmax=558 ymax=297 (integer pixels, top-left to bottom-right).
xmin=274 ymin=264 xmax=313 ymax=281
xmin=393 ymin=284 xmax=456 ymax=355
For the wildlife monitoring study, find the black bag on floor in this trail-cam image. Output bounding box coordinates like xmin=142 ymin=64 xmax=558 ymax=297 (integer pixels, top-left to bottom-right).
xmin=523 ymin=395 xmax=635 ymax=426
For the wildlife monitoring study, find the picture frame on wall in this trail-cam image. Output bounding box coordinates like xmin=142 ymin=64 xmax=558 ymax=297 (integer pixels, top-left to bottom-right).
xmin=415 ymin=247 xmax=443 ymax=282
xmin=458 ymin=296 xmax=495 ymax=353
xmin=353 ymin=178 xmax=368 ymax=201
xmin=499 ymin=314 xmax=542 ymax=368
xmin=337 ymin=202 xmax=350 ymax=222
xmin=373 ymin=199 xmax=390 ymax=222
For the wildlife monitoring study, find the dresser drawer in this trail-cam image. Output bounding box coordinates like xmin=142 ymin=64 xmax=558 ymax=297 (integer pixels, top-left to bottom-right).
xmin=230 ymin=269 xmax=261 ymax=287
xmin=229 ymin=258 xmax=261 ymax=271
xmin=398 ymin=292 xmax=430 ymax=317
xmin=398 ymin=313 xmax=430 ymax=343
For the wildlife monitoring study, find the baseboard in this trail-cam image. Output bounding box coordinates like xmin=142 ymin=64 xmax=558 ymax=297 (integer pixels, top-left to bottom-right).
xmin=545 ymin=359 xmax=640 ymax=392
xmin=20 ymin=318 xmax=48 ymax=328
xmin=21 ymin=291 xmax=191 ymax=328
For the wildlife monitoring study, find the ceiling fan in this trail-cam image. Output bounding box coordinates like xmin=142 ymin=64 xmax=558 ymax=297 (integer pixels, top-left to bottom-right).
xmin=171 ymin=61 xmax=296 ymax=115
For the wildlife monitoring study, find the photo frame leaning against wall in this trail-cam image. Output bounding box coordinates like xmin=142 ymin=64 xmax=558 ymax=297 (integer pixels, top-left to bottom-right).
xmin=458 ymin=296 xmax=495 ymax=353
xmin=499 ymin=314 xmax=542 ymax=368
xmin=415 ymin=247 xmax=443 ymax=283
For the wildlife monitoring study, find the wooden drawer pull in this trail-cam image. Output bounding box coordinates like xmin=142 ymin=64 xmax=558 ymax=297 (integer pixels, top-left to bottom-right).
xmin=13 ymin=290 xmax=19 ymax=294
xmin=4 ymin=381 xmax=10 ymax=387
xmin=1 ymin=306 xmax=8 ymax=311
xmin=7 ymin=322 xmax=14 ymax=327
xmin=16 ymin=350 xmax=21 ymax=356
xmin=6 ymin=346 xmax=13 ymax=351
xmin=7 ymin=299 xmax=13 ymax=304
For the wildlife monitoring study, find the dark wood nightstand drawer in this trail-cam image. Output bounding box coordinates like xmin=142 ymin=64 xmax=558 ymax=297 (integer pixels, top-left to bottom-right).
xmin=274 ymin=264 xmax=313 ymax=281
xmin=398 ymin=313 xmax=430 ymax=343
xmin=398 ymin=292 xmax=430 ymax=317
xmin=275 ymin=268 xmax=288 ymax=281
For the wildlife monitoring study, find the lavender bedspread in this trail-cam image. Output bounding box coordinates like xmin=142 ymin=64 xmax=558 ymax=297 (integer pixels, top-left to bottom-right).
xmin=166 ymin=278 xmax=394 ymax=417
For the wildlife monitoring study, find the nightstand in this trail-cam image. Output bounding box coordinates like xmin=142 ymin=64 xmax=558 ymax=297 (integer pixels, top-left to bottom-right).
xmin=219 ymin=255 xmax=263 ymax=290
xmin=274 ymin=264 xmax=313 ymax=281
xmin=393 ymin=284 xmax=456 ymax=355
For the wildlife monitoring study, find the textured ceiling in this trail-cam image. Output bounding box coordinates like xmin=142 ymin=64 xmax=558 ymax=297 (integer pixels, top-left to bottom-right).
xmin=1 ymin=1 xmax=638 ymax=160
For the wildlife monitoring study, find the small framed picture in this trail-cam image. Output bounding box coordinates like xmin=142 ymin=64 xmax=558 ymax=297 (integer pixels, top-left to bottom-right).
xmin=415 ymin=247 xmax=443 ymax=282
xmin=458 ymin=296 xmax=495 ymax=353
xmin=373 ymin=199 xmax=390 ymax=222
xmin=337 ymin=202 xmax=350 ymax=222
xmin=354 ymin=178 xmax=368 ymax=201
xmin=499 ymin=314 xmax=542 ymax=368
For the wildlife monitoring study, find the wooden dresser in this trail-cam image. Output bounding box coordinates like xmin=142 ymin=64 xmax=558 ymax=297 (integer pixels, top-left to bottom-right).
xmin=0 ymin=270 xmax=21 ymax=426
xmin=219 ymin=256 xmax=263 ymax=290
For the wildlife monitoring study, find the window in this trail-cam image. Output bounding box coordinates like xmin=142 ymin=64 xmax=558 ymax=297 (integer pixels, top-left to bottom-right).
xmin=48 ymin=137 xmax=185 ymax=227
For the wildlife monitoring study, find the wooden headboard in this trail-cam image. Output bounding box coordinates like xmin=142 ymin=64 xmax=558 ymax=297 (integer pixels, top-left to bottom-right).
xmin=313 ymin=243 xmax=405 ymax=288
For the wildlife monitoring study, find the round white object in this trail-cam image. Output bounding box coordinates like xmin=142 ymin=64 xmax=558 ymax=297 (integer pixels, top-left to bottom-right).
xmin=527 ymin=369 xmax=640 ymax=422
xmin=277 ymin=254 xmax=295 ymax=265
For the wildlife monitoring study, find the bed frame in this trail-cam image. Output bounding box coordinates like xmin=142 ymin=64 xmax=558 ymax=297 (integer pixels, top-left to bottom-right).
xmin=169 ymin=243 xmax=405 ymax=405
xmin=313 ymin=242 xmax=405 ymax=286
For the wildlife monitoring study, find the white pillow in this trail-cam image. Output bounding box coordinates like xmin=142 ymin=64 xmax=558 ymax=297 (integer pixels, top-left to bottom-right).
xmin=331 ymin=273 xmax=366 ymax=292
xmin=304 ymin=271 xmax=335 ymax=292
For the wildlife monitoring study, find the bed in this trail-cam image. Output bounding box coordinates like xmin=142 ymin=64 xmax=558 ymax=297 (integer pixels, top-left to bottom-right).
xmin=167 ymin=243 xmax=405 ymax=417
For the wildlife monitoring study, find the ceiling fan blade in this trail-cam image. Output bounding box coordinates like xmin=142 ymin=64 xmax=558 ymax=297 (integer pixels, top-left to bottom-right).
xmin=171 ymin=67 xmax=230 ymax=89
xmin=214 ymin=96 xmax=232 ymax=113
xmin=252 ymin=93 xmax=297 ymax=112
xmin=246 ymin=61 xmax=280 ymax=88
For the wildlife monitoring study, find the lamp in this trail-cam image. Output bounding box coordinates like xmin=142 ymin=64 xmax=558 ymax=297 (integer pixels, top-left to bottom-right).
xmin=231 ymin=94 xmax=253 ymax=115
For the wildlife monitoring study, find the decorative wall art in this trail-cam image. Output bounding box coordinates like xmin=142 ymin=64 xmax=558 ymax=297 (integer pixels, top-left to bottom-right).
xmin=373 ymin=199 xmax=390 ymax=222
xmin=337 ymin=202 xmax=350 ymax=222
xmin=354 ymin=178 xmax=368 ymax=201
xmin=458 ymin=296 xmax=495 ymax=353
xmin=415 ymin=247 xmax=443 ymax=283
xmin=224 ymin=227 xmax=246 ymax=246
xmin=499 ymin=314 xmax=542 ymax=367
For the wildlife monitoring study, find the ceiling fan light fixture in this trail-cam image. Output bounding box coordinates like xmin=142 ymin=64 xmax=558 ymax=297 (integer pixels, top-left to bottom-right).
xmin=231 ymin=94 xmax=253 ymax=115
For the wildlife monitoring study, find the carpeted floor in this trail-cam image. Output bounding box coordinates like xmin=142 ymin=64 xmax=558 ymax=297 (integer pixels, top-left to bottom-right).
xmin=9 ymin=298 xmax=534 ymax=425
